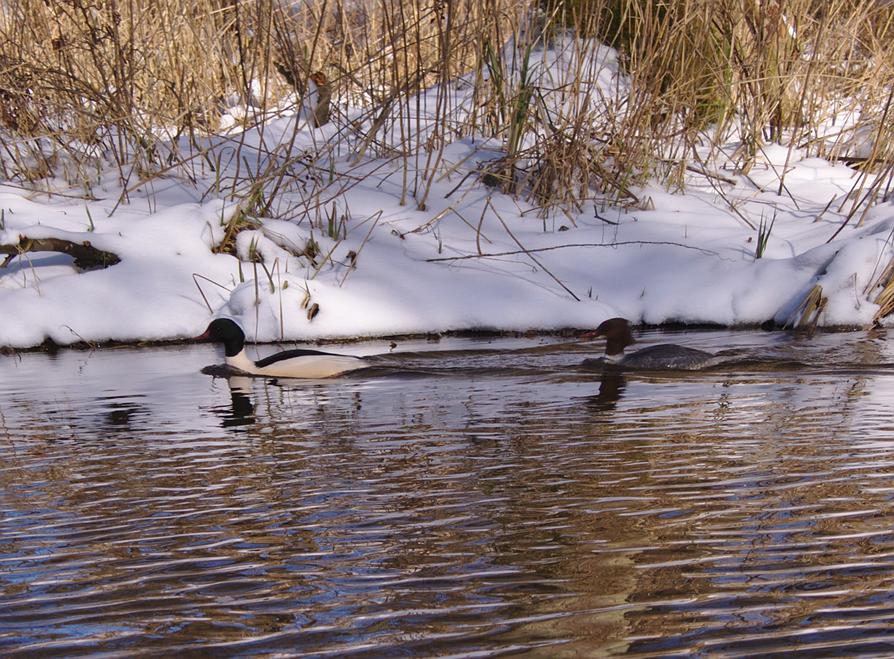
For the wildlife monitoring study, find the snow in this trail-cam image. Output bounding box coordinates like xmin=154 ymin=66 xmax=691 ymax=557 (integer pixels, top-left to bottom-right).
xmin=2 ymin=40 xmax=894 ymax=350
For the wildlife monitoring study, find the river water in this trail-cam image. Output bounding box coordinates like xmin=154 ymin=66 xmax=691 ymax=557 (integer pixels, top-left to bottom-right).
xmin=3 ymin=327 xmax=894 ymax=656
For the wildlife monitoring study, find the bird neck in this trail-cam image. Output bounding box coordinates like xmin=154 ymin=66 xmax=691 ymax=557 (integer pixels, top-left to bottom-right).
xmin=222 ymin=333 xmax=245 ymax=357
xmin=604 ymin=338 xmax=629 ymax=359
xmin=225 ymin=349 xmax=256 ymax=373
xmin=604 ymin=349 xmax=625 ymax=364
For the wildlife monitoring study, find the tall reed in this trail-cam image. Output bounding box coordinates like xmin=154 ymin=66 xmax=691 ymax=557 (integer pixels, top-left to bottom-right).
xmin=0 ymin=0 xmax=892 ymax=217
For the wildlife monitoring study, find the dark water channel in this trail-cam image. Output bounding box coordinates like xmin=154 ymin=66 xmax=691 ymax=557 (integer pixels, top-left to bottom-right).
xmin=4 ymin=327 xmax=894 ymax=656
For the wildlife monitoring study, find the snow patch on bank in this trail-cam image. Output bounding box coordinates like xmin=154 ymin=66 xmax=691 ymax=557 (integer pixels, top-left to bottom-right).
xmin=1 ymin=37 xmax=893 ymax=348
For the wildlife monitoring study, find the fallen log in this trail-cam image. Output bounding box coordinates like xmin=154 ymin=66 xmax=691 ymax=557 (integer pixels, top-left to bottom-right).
xmin=0 ymin=236 xmax=120 ymax=270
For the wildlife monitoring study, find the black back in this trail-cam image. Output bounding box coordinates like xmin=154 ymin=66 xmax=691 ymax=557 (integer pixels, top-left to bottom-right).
xmin=255 ymin=348 xmax=360 ymax=368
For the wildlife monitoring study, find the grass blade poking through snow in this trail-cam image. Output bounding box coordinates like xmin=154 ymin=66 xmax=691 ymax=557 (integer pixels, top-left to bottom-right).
xmin=755 ymin=212 xmax=776 ymax=260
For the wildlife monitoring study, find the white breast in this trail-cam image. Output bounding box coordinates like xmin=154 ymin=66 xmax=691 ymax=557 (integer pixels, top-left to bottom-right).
xmin=226 ymin=350 xmax=368 ymax=378
xmin=603 ymin=352 xmax=624 ymax=364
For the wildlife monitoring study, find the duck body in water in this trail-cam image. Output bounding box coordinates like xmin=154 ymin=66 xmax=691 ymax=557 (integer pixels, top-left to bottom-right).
xmin=195 ymin=318 xmax=369 ymax=378
xmin=586 ymin=317 xmax=722 ymax=370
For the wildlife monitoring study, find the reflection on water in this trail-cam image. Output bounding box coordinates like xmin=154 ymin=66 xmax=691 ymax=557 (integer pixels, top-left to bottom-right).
xmin=3 ymin=327 xmax=894 ymax=656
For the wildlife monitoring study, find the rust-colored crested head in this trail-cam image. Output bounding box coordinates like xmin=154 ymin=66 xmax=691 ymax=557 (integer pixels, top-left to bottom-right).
xmin=593 ymin=317 xmax=635 ymax=356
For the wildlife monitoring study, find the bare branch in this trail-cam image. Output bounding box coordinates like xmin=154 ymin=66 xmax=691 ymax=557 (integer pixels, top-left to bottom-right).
xmin=0 ymin=236 xmax=120 ymax=270
xmin=426 ymin=240 xmax=720 ymax=263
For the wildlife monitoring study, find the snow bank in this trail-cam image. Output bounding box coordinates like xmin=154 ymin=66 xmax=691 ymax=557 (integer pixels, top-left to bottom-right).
xmin=2 ymin=40 xmax=893 ymax=349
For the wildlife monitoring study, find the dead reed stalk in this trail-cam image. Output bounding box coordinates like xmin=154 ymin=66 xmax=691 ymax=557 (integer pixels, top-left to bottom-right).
xmin=0 ymin=0 xmax=892 ymax=217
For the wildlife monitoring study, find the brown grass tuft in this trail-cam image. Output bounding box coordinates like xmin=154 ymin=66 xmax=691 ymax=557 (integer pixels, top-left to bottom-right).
xmin=0 ymin=0 xmax=892 ymax=214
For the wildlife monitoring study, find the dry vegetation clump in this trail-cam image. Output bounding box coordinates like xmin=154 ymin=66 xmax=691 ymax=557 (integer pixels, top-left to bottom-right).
xmin=0 ymin=0 xmax=892 ymax=215
xmin=0 ymin=1 xmax=254 ymax=181
xmin=544 ymin=1 xmax=894 ymax=187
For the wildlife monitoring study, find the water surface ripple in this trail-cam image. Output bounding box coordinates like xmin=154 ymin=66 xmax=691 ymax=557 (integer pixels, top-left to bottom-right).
xmin=3 ymin=328 xmax=894 ymax=656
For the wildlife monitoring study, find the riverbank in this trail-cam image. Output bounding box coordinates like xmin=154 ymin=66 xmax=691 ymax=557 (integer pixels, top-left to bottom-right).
xmin=1 ymin=133 xmax=891 ymax=351
xmin=3 ymin=16 xmax=894 ymax=351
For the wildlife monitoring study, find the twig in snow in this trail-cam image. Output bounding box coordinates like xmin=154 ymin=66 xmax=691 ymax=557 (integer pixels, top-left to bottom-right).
xmin=426 ymin=240 xmax=721 ymax=262
xmin=684 ymin=164 xmax=738 ymax=186
xmin=0 ymin=236 xmax=120 ymax=270
xmin=691 ymin=150 xmax=756 ymax=230
xmin=399 ymin=206 xmax=454 ymax=238
xmin=338 ymin=210 xmax=382 ymax=287
xmin=489 ymin=203 xmax=581 ymax=302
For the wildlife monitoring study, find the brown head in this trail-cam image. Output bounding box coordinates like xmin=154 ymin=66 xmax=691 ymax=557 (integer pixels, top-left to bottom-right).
xmin=590 ymin=317 xmax=635 ymax=357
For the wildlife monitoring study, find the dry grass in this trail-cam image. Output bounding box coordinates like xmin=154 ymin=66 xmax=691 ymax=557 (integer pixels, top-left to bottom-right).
xmin=0 ymin=0 xmax=893 ymax=216
xmin=784 ymin=283 xmax=828 ymax=330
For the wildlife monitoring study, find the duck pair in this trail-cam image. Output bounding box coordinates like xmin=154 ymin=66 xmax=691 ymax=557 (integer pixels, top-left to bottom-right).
xmin=194 ymin=317 xmax=718 ymax=378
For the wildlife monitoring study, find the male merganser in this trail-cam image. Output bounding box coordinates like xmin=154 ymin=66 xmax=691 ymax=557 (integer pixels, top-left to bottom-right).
xmin=195 ymin=318 xmax=369 ymax=378
xmin=587 ymin=317 xmax=720 ymax=370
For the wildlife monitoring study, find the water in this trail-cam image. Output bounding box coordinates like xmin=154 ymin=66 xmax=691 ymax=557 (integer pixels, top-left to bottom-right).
xmin=4 ymin=327 xmax=894 ymax=656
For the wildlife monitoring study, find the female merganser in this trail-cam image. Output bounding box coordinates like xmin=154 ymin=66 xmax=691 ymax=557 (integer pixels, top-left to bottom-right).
xmin=587 ymin=317 xmax=720 ymax=370
xmin=195 ymin=318 xmax=369 ymax=378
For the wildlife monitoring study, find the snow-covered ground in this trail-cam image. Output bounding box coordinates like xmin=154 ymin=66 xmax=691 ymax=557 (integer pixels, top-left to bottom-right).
xmin=1 ymin=40 xmax=892 ymax=349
